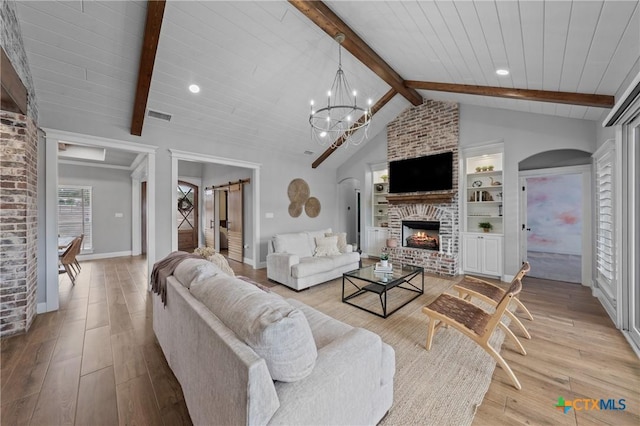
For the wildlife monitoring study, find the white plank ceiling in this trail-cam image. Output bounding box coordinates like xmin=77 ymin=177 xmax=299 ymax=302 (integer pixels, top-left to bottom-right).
xmin=16 ymin=1 xmax=640 ymax=168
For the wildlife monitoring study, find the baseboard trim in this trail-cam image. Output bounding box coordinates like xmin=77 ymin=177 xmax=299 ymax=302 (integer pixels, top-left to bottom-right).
xmin=256 ymin=261 xmax=267 ymax=269
xmin=77 ymin=251 xmax=132 ymax=261
xmin=37 ymin=302 xmax=47 ymax=314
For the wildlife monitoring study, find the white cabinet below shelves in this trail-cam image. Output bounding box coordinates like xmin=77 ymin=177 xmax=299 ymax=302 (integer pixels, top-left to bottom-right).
xmin=462 ymin=233 xmax=503 ymax=277
xmin=366 ymin=227 xmax=389 ymax=256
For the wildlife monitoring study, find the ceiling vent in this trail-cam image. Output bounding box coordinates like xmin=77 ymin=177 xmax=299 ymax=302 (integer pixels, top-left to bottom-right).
xmin=304 ymin=150 xmax=315 ymax=155
xmin=148 ymin=109 xmax=172 ymax=122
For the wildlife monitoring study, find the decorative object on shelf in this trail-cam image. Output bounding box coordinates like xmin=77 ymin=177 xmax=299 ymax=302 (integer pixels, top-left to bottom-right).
xmin=475 ymin=166 xmax=482 ymax=172
xmin=488 ymin=165 xmax=494 ymax=171
xmin=375 ymin=183 xmax=384 ymax=192
xmin=496 ymin=191 xmax=503 ymax=200
xmin=472 ymin=180 xmax=483 ymax=188
xmin=489 ymin=177 xmax=502 ymax=186
xmin=478 ymin=222 xmax=493 ymax=233
xmin=481 ymin=191 xmax=493 ymax=201
xmin=481 ymin=166 xmax=489 ymax=172
xmin=308 ymin=33 xmax=372 ymax=148
xmin=498 ymin=204 xmax=503 ymax=216
xmin=380 ymin=174 xmax=388 ymax=182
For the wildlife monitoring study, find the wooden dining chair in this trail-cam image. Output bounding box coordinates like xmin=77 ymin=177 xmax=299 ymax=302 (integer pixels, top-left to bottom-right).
xmin=71 ymin=234 xmax=84 ymax=274
xmin=422 ymin=278 xmax=526 ymax=390
xmin=59 ymin=236 xmax=82 ymax=285
xmin=453 ymin=262 xmax=532 ymax=339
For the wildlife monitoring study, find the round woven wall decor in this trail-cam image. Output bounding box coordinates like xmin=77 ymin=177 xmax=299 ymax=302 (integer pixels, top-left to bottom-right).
xmin=304 ymin=197 xmax=321 ymax=218
xmin=287 ymin=178 xmax=310 ymax=204
xmin=288 ymin=202 xmax=303 ymax=218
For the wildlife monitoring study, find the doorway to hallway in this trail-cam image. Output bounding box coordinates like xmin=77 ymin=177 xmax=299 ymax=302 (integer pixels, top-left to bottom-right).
xmin=520 ymin=166 xmax=591 ymax=283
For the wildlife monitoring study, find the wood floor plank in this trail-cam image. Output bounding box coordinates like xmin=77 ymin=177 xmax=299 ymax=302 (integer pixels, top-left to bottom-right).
xmin=86 ymin=300 xmax=110 ymax=331
xmin=88 ymin=284 xmax=107 ymax=304
xmin=0 ymin=393 xmax=39 ymax=426
xmin=75 ymin=366 xmax=119 ymax=426
xmin=81 ymin=325 xmax=113 ymax=376
xmin=30 ymin=356 xmax=82 ymax=426
xmin=116 ymin=374 xmax=164 ymax=426
xmin=52 ymin=319 xmax=86 ymax=363
xmin=142 ymin=341 xmax=191 ymax=424
xmin=1 ymin=350 xmax=50 ymax=404
xmin=111 ymin=329 xmax=147 ymax=385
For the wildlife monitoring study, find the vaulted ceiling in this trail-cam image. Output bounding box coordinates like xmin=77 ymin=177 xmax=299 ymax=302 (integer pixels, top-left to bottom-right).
xmin=16 ymin=1 xmax=639 ymax=169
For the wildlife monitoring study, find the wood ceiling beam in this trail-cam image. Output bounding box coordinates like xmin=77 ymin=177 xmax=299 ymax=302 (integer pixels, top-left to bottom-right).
xmin=312 ymin=89 xmax=397 ymax=169
xmin=1 ymin=47 xmax=28 ymax=115
xmin=130 ymin=0 xmax=166 ymax=136
xmin=405 ymin=81 xmax=615 ymax=109
xmin=289 ymin=0 xmax=422 ymax=107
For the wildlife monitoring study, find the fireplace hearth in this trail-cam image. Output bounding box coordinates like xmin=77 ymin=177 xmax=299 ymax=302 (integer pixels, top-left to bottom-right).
xmin=402 ymin=221 xmax=440 ymax=251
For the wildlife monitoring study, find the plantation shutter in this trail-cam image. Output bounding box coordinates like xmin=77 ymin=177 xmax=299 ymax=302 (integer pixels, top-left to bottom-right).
xmin=594 ymin=146 xmax=615 ymax=300
xmin=58 ymin=186 xmax=92 ymax=251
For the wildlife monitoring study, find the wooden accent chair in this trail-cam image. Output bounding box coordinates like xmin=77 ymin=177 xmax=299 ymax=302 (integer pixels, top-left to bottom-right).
xmin=453 ymin=262 xmax=532 ymax=339
xmin=422 ymin=278 xmax=526 ymax=390
xmin=59 ymin=236 xmax=82 ymax=285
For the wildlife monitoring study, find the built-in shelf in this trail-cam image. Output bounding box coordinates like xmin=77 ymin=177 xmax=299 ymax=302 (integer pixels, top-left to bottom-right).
xmin=386 ymin=192 xmax=455 ymax=205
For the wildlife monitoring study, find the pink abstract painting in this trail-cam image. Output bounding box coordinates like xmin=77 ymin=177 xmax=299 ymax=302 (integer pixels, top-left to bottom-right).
xmin=526 ymin=174 xmax=582 ymax=254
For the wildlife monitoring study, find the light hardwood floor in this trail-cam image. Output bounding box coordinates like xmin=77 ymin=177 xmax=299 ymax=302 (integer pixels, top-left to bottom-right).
xmin=1 ymin=256 xmax=638 ymax=425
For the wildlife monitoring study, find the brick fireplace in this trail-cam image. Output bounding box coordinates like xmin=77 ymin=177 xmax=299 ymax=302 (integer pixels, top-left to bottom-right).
xmin=386 ymin=100 xmax=459 ymax=276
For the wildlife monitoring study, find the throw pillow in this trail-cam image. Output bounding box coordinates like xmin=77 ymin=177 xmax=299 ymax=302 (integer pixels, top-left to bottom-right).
xmin=190 ymin=275 xmax=317 ymax=382
xmin=314 ymin=236 xmax=341 ymax=257
xmin=207 ymin=253 xmax=235 ymax=276
xmin=325 ymin=232 xmax=347 ymax=253
xmin=173 ymin=258 xmax=221 ymax=288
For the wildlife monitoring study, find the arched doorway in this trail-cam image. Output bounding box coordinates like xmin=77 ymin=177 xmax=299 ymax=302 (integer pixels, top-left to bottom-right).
xmin=519 ymin=149 xmax=592 ymax=284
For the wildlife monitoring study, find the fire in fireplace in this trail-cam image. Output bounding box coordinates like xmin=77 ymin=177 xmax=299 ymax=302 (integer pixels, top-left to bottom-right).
xmin=402 ymin=221 xmax=440 ymax=251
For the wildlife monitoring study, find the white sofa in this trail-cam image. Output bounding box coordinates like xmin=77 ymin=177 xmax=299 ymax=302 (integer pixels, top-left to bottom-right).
xmin=266 ymin=228 xmax=360 ymax=291
xmin=153 ymin=257 xmax=395 ymax=426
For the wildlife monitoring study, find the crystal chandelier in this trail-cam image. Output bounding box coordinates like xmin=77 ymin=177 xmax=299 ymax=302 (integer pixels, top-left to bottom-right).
xmin=309 ymin=33 xmax=372 ymax=148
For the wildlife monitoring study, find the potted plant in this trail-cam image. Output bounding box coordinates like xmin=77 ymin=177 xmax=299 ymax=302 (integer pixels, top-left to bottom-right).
xmin=380 ymin=174 xmax=389 ymax=182
xmin=380 ymin=252 xmax=389 ymax=267
xmin=478 ymin=222 xmax=492 ymax=233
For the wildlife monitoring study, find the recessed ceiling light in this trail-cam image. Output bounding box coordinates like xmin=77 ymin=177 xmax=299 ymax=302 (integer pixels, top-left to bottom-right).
xmin=188 ymin=84 xmax=200 ymax=93
xmin=496 ymin=69 xmax=510 ymax=76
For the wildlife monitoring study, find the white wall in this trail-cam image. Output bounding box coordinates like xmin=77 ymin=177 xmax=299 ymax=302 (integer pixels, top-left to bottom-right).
xmin=459 ymin=104 xmax=597 ymax=277
xmin=39 ymin=108 xmax=341 ymax=266
xmin=337 ymin=130 xmax=388 ymax=238
xmin=58 ymin=164 xmax=133 ymax=255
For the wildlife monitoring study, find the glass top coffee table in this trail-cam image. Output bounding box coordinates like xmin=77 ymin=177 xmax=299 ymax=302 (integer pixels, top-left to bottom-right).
xmin=342 ymin=264 xmax=424 ymax=318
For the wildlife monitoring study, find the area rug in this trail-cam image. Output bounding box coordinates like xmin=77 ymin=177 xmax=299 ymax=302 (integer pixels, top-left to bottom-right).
xmin=271 ymin=274 xmax=513 ymax=426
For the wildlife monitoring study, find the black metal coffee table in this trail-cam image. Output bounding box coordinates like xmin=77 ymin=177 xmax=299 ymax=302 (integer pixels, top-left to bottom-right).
xmin=342 ymin=264 xmax=424 ymax=318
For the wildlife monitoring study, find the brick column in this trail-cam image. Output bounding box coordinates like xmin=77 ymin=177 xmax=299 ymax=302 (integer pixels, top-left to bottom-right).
xmin=1 ymin=111 xmax=38 ymax=336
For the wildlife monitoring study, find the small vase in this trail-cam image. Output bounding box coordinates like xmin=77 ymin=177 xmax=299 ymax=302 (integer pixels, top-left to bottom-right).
xmin=380 ymin=260 xmax=389 ymax=267
xmin=482 ymin=228 xmax=490 ymax=233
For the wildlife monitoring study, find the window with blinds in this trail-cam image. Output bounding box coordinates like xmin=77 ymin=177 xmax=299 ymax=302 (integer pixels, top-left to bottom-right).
xmin=594 ymin=147 xmax=615 ymax=300
xmin=58 ymin=186 xmax=92 ymax=251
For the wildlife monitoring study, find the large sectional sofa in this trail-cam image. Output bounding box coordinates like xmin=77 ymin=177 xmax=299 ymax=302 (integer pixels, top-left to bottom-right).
xmin=266 ymin=228 xmax=360 ymax=290
xmin=152 ymin=256 xmax=395 ymax=425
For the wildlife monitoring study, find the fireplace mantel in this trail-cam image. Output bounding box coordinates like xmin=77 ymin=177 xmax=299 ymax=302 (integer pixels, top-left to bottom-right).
xmin=387 ymin=192 xmax=455 ymax=205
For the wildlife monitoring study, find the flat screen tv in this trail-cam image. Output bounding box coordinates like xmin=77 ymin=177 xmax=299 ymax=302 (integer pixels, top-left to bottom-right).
xmin=389 ymin=151 xmax=453 ymax=193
